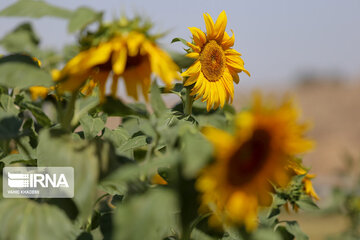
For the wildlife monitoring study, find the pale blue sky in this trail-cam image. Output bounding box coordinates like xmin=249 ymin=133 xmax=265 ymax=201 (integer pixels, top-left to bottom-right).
xmin=1 ymin=0 xmax=360 ymax=89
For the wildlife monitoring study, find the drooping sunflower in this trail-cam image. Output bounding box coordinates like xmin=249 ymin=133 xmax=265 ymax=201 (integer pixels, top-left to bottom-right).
xmin=287 ymin=158 xmax=319 ymax=201
xmin=182 ymin=11 xmax=250 ymax=111
xmin=55 ymin=28 xmax=180 ymax=101
xmin=196 ymin=94 xmax=313 ymax=231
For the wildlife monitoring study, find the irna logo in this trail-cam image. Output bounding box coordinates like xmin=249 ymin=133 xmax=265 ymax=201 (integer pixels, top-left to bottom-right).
xmin=7 ymin=172 xmax=69 ymax=188
xmin=3 ymin=167 xmax=74 ymax=198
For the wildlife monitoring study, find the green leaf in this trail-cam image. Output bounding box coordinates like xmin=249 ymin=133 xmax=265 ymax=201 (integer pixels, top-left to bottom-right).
xmin=21 ymin=102 xmax=51 ymax=127
xmin=101 ymin=96 xmax=148 ymax=118
xmin=0 ymin=22 xmax=39 ymax=54
xmin=168 ymin=51 xmax=195 ymax=69
xmin=116 ymin=135 xmax=147 ymax=154
xmin=0 ymin=153 xmax=26 ymax=165
xmin=171 ymin=37 xmax=188 ymax=46
xmin=0 ymin=199 xmax=75 ymax=240
xmin=0 ymin=94 xmax=20 ymax=115
xmin=0 ymin=116 xmax=22 ymax=140
xmin=102 ymin=127 xmax=130 ymax=148
xmin=0 ymin=62 xmax=52 ymax=89
xmin=191 ymin=229 xmax=216 ymax=240
xmin=296 ymin=195 xmax=319 ymax=211
xmin=113 ymin=189 xmax=179 ymax=240
xmin=0 ymin=0 xmax=72 ymax=19
xmin=37 ymin=130 xmax=116 ymax=220
xmin=277 ymin=221 xmax=309 ymax=240
xmin=101 ymin=153 xmax=178 ymax=195
xmin=252 ymin=229 xmax=282 ymax=240
xmin=79 ymin=114 xmax=105 ymax=139
xmin=72 ymin=96 xmax=99 ymax=126
xmin=181 ymin=128 xmax=212 ymax=178
xmin=68 ymin=7 xmax=102 ymax=33
xmin=150 ymin=81 xmax=167 ymax=117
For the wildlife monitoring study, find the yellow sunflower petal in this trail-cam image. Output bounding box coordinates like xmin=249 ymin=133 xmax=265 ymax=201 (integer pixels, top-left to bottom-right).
xmin=203 ymin=13 xmax=215 ymax=39
xmin=214 ymin=10 xmax=227 ymax=42
xmin=222 ymin=30 xmax=235 ymax=49
xmin=181 ymin=60 xmax=201 ymax=77
xmin=112 ymin=47 xmax=127 ymax=75
xmin=189 ymin=27 xmax=207 ymax=47
xmin=186 ymin=52 xmax=200 ymax=59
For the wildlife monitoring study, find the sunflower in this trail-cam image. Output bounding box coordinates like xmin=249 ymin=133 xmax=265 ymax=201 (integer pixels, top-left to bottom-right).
xmin=181 ymin=11 xmax=250 ymax=111
xmin=55 ymin=31 xmax=180 ymax=101
xmin=196 ymin=94 xmax=313 ymax=231
xmin=287 ymin=158 xmax=319 ymax=201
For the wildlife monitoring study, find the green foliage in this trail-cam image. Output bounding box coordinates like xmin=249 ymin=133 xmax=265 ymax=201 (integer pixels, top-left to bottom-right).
xmin=0 ymin=0 xmax=72 ymax=19
xmin=0 ymin=199 xmax=76 ymax=240
xmin=0 ymin=57 xmax=52 ymax=89
xmin=68 ymin=7 xmax=103 ymax=33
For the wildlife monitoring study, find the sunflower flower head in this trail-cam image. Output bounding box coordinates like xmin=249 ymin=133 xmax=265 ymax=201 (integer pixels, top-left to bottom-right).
xmin=196 ymin=93 xmax=313 ymax=231
xmin=182 ymin=11 xmax=250 ymax=111
xmin=55 ymin=17 xmax=180 ymax=101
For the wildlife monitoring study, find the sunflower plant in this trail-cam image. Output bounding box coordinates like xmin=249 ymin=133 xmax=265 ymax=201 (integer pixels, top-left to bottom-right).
xmin=0 ymin=2 xmax=319 ymax=240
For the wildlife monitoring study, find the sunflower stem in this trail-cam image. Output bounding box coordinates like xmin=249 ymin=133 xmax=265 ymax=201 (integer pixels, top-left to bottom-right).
xmin=184 ymin=87 xmax=194 ymax=116
xmin=61 ymin=91 xmax=77 ymax=132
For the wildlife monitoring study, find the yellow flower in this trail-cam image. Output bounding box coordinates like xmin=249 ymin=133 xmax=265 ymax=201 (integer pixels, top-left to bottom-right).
xmin=287 ymin=159 xmax=319 ymax=201
xmin=29 ymin=86 xmax=51 ymax=100
xmin=181 ymin=11 xmax=250 ymax=111
xmin=55 ymin=31 xmax=180 ymax=101
xmin=196 ymin=94 xmax=313 ymax=231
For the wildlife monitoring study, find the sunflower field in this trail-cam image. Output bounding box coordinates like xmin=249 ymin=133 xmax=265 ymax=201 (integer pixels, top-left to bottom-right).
xmin=0 ymin=1 xmax=358 ymax=240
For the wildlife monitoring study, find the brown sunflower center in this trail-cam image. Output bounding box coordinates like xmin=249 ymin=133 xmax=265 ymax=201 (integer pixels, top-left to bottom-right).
xmin=200 ymin=40 xmax=226 ymax=82
xmin=125 ymin=54 xmax=147 ymax=70
xmin=227 ymin=129 xmax=271 ymax=187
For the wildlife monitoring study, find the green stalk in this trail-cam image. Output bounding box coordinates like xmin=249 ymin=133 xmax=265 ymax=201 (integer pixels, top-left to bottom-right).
xmin=61 ymin=91 xmax=77 ymax=131
xmin=184 ymin=87 xmax=194 ymax=116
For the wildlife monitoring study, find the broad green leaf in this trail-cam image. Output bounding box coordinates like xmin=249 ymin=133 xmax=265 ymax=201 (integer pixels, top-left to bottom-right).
xmin=252 ymin=229 xmax=282 ymax=240
xmin=21 ymin=101 xmax=51 ymax=127
xmin=169 ymin=51 xmax=195 ymax=69
xmin=277 ymin=221 xmax=309 ymax=240
xmin=101 ymin=153 xmax=178 ymax=195
xmin=102 ymin=127 xmax=130 ymax=148
xmin=0 ymin=116 xmax=22 ymax=140
xmin=113 ymin=189 xmax=179 ymax=240
xmin=72 ymin=96 xmax=99 ymax=126
xmin=296 ymin=195 xmax=319 ymax=211
xmin=0 ymin=199 xmax=75 ymax=240
xmin=0 ymin=0 xmax=72 ymax=19
xmin=68 ymin=7 xmax=102 ymax=33
xmin=101 ymin=96 xmax=148 ymax=118
xmin=0 ymin=94 xmax=19 ymax=115
xmin=191 ymin=229 xmax=216 ymax=240
xmin=116 ymin=135 xmax=147 ymax=154
xmin=37 ymin=129 xmax=116 ymax=220
xmin=79 ymin=114 xmax=105 ymax=139
xmin=0 ymin=63 xmax=52 ymax=89
xmin=0 ymin=153 xmax=26 ymax=165
xmin=0 ymin=22 xmax=39 ymax=54
xmin=150 ymin=81 xmax=167 ymax=117
xmin=181 ymin=128 xmax=212 ymax=178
